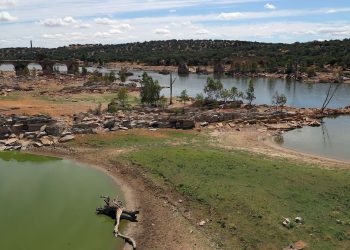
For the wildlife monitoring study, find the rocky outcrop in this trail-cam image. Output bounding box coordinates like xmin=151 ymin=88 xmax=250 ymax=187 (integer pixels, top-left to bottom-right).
xmin=196 ymin=66 xmax=209 ymax=75
xmin=178 ymin=63 xmax=190 ymax=75
xmin=213 ymin=62 xmax=225 ymax=74
xmin=0 ymin=115 xmax=71 ymax=151
xmin=71 ymin=109 xmax=196 ymax=134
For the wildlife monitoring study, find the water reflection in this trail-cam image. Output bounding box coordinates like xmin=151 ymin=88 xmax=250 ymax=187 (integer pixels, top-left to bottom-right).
xmin=1 ymin=64 xmax=350 ymax=108
xmin=281 ymin=115 xmax=350 ymax=161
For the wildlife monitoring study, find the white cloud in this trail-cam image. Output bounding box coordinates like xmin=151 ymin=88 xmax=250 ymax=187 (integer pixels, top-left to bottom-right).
xmin=195 ymin=28 xmax=211 ymax=35
xmin=0 ymin=11 xmax=16 ymax=21
xmin=40 ymin=16 xmax=78 ymax=27
xmin=94 ymin=17 xmax=115 ymax=25
xmin=94 ymin=31 xmax=111 ymax=38
xmin=154 ymin=28 xmax=171 ymax=35
xmin=0 ymin=0 xmax=16 ymax=9
xmin=217 ymin=12 xmax=244 ymax=20
xmin=74 ymin=23 xmax=91 ymax=29
xmin=43 ymin=32 xmax=88 ymax=41
xmin=43 ymin=33 xmax=64 ymax=39
xmin=109 ymin=28 xmax=122 ymax=34
xmin=40 ymin=16 xmax=91 ymax=29
xmin=2 ymin=1 xmax=350 ymax=47
xmin=264 ymin=3 xmax=276 ymax=10
xmin=112 ymin=23 xmax=133 ymax=31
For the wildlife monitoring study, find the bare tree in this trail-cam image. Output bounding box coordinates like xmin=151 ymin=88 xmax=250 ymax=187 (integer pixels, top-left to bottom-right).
xmin=321 ymin=67 xmax=343 ymax=112
xmin=169 ymin=72 xmax=177 ymax=105
xmin=321 ymin=83 xmax=341 ymax=112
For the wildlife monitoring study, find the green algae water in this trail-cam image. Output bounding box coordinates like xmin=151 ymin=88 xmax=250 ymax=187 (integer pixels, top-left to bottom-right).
xmin=0 ymin=151 xmax=123 ymax=250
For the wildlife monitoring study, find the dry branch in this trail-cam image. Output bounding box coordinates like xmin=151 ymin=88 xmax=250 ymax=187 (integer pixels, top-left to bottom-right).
xmin=96 ymin=196 xmax=139 ymax=249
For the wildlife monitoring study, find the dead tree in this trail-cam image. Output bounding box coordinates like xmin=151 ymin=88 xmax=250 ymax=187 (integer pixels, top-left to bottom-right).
xmin=321 ymin=83 xmax=341 ymax=113
xmin=169 ymin=72 xmax=177 ymax=105
xmin=96 ymin=196 xmax=139 ymax=249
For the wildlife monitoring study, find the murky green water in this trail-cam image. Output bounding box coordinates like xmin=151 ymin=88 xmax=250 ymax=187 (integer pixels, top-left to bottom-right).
xmin=279 ymin=115 xmax=350 ymax=161
xmin=0 ymin=152 xmax=123 ymax=250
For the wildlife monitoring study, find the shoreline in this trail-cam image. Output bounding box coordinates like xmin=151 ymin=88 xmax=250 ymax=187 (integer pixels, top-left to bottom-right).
xmin=211 ymin=126 xmax=350 ymax=170
xmin=26 ymin=148 xmax=137 ymax=250
xmin=27 ymin=145 xmax=213 ymax=250
xmin=264 ymin=135 xmax=350 ymax=168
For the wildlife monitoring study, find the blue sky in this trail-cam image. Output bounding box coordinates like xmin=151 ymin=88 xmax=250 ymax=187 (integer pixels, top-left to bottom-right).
xmin=0 ymin=0 xmax=350 ymax=48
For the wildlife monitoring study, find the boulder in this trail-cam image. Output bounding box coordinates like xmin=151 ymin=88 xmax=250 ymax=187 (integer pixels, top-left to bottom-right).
xmin=103 ymin=119 xmax=115 ymax=129
xmin=213 ymin=62 xmax=225 ymax=74
xmin=5 ymin=138 xmax=18 ymax=146
xmin=59 ymin=135 xmax=75 ymax=143
xmin=40 ymin=137 xmax=54 ymax=146
xmin=45 ymin=125 xmax=63 ymax=136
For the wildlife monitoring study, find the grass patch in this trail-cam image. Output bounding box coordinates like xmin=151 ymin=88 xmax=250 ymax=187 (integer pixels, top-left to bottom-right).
xmin=0 ymin=151 xmax=59 ymax=163
xmin=37 ymin=93 xmax=140 ymax=106
xmin=122 ymin=145 xmax=350 ymax=249
xmin=72 ymin=129 xmax=198 ymax=149
xmin=0 ymin=92 xmax=20 ymax=101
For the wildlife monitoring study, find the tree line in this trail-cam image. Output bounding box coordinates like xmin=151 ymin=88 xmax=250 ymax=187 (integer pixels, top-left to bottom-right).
xmin=1 ymin=39 xmax=350 ymax=70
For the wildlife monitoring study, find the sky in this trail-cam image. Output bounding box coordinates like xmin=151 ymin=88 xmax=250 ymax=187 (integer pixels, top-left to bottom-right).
xmin=1 ymin=0 xmax=350 ymax=48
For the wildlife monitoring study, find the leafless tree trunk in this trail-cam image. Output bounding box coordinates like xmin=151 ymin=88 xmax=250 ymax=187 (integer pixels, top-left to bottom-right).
xmin=321 ymin=83 xmax=341 ymax=113
xmin=169 ymin=72 xmax=177 ymax=105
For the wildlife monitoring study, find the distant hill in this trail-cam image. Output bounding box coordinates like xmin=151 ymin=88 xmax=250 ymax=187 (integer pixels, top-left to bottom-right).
xmin=1 ymin=39 xmax=350 ymax=69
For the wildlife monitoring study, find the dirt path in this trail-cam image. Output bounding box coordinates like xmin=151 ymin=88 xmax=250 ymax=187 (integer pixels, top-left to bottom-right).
xmin=29 ymin=145 xmax=214 ymax=250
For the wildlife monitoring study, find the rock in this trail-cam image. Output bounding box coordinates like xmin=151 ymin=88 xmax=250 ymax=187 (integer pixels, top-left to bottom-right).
xmin=40 ymin=125 xmax=47 ymax=132
xmin=59 ymin=135 xmax=75 ymax=143
xmin=198 ymin=220 xmax=206 ymax=226
xmin=40 ymin=137 xmax=54 ymax=146
xmin=295 ymin=217 xmax=304 ymax=224
xmin=103 ymin=119 xmax=115 ymax=129
xmin=178 ymin=63 xmax=190 ymax=75
xmin=282 ymin=217 xmax=291 ymax=228
xmin=196 ymin=66 xmax=209 ymax=74
xmin=0 ymin=145 xmax=6 ymax=151
xmin=5 ymin=138 xmax=18 ymax=146
xmin=200 ymin=122 xmax=209 ymax=127
xmin=283 ymin=240 xmax=307 ymax=250
xmin=213 ymin=61 xmax=225 ymax=74
xmin=33 ymin=142 xmax=43 ymax=147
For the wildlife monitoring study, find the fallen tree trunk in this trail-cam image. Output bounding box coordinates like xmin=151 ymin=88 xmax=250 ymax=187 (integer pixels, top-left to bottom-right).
xmin=96 ymin=196 xmax=139 ymax=249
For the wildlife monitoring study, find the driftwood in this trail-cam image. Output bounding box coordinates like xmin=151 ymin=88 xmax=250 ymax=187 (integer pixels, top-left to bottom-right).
xmin=96 ymin=196 xmax=139 ymax=249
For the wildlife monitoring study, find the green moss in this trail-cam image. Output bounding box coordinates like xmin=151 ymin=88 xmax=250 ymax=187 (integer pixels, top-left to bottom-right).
xmin=0 ymin=151 xmax=59 ymax=163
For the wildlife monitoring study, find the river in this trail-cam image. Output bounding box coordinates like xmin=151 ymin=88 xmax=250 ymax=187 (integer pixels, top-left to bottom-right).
xmin=0 ymin=152 xmax=123 ymax=250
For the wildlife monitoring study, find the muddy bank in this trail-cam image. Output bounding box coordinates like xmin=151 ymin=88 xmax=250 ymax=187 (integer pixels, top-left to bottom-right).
xmin=28 ymin=145 xmax=213 ymax=250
